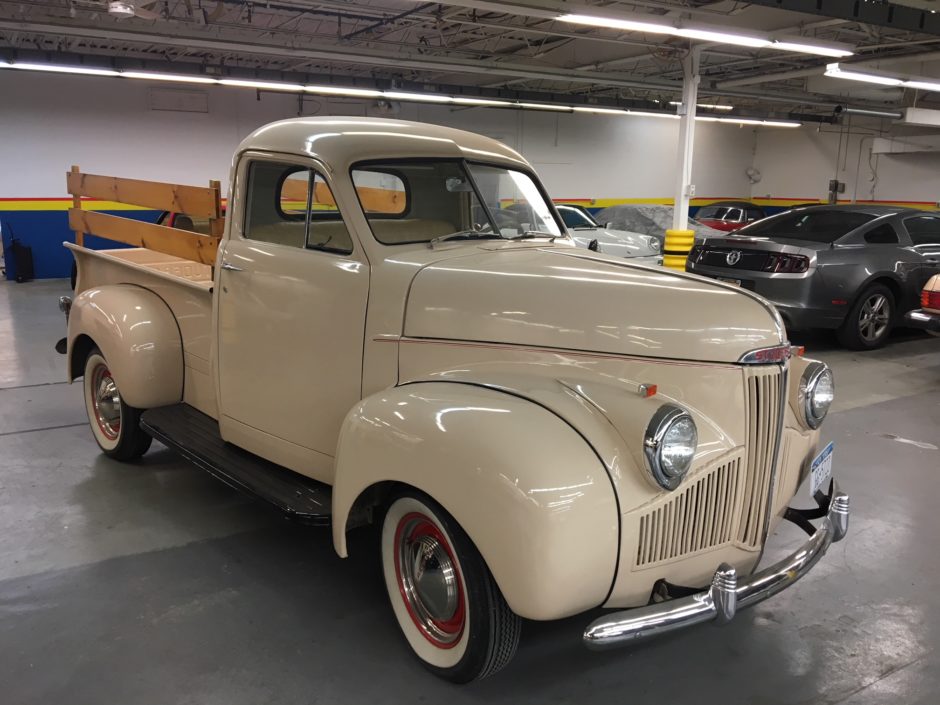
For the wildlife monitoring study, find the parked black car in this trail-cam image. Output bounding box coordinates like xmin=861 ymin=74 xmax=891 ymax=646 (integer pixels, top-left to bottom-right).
xmin=686 ymin=205 xmax=940 ymax=349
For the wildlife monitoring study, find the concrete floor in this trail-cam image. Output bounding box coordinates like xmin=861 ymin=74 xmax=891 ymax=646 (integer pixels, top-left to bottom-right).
xmin=1 ymin=277 xmax=938 ymax=705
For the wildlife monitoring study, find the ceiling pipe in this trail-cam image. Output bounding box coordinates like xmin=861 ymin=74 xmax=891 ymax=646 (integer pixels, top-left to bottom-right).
xmin=834 ymin=105 xmax=903 ymax=119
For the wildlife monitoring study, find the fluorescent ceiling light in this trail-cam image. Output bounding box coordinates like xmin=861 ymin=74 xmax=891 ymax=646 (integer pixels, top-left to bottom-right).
xmin=514 ymin=102 xmax=572 ymax=111
xmin=669 ymin=101 xmax=734 ymax=111
xmin=122 ymin=71 xmax=218 ymax=84
xmin=558 ymin=12 xmax=853 ymax=56
xmin=760 ymin=120 xmax=802 ymax=128
xmin=219 ymin=78 xmax=304 ymax=91
xmin=573 ymin=106 xmax=628 ymax=115
xmin=629 ymin=110 xmax=679 ymax=119
xmin=451 ymin=96 xmax=512 ymax=106
xmin=824 ymin=63 xmax=903 ymax=86
xmin=559 ymin=13 xmax=673 ymax=35
xmin=902 ymin=79 xmax=940 ymax=92
xmin=10 ymin=62 xmax=119 ymax=76
xmin=772 ymin=41 xmax=853 ymax=58
xmin=305 ymin=85 xmax=383 ymax=97
xmin=675 ymin=27 xmax=770 ymax=48
xmin=384 ymin=91 xmax=453 ymax=103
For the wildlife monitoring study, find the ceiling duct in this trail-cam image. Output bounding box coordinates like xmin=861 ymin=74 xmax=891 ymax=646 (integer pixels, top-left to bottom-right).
xmin=834 ymin=105 xmax=903 ymax=120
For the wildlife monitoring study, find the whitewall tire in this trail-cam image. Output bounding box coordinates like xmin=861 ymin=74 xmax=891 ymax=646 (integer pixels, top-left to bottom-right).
xmin=381 ymin=492 xmax=521 ymax=682
xmin=83 ymin=348 xmax=152 ymax=461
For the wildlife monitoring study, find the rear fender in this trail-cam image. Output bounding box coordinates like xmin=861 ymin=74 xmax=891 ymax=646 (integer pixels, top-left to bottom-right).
xmin=67 ymin=284 xmax=184 ymax=409
xmin=331 ymin=381 xmax=619 ymax=621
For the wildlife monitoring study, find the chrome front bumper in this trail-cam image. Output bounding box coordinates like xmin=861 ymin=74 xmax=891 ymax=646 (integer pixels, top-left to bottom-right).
xmin=583 ymin=485 xmax=850 ymax=650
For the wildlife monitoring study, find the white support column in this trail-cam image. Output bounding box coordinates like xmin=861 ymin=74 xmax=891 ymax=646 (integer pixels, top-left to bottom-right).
xmin=672 ymin=48 xmax=701 ymax=232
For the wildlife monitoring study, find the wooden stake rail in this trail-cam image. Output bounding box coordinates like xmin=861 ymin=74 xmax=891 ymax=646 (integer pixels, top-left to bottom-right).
xmin=67 ymin=165 xmax=222 ymax=265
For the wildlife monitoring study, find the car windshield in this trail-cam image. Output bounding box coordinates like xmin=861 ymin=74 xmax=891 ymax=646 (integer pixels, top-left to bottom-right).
xmin=736 ymin=209 xmax=876 ymax=243
xmin=350 ymin=159 xmax=561 ymax=245
xmin=559 ymin=207 xmax=597 ymax=229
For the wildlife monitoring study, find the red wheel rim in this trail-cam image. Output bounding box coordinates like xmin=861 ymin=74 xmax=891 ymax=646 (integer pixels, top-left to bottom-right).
xmin=394 ymin=512 xmax=466 ymax=649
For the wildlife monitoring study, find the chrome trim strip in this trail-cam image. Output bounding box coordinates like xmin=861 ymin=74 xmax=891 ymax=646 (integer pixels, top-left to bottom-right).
xmin=737 ymin=344 xmax=793 ymax=365
xmin=583 ymin=486 xmax=850 ymax=651
xmin=752 ymin=363 xmax=789 ymax=569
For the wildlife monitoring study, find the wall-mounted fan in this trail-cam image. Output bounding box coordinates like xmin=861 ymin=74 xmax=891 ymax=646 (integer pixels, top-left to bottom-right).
xmin=745 ymin=166 xmax=762 ymax=184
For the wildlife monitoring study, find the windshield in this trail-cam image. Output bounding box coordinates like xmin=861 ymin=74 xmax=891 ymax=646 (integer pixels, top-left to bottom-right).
xmin=558 ymin=206 xmax=597 ymax=229
xmin=736 ymin=209 xmax=876 ymax=243
xmin=350 ymin=159 xmax=561 ymax=245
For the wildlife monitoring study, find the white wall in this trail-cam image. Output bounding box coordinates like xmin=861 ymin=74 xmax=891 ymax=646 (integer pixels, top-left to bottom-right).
xmin=753 ymin=121 xmax=940 ymax=204
xmin=1 ymin=70 xmax=756 ymax=200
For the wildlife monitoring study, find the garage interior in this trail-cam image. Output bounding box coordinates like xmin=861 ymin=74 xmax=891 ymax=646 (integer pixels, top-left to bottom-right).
xmin=2 ymin=0 xmax=940 ymax=703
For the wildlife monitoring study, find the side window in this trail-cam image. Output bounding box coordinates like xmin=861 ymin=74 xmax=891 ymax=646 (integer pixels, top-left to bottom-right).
xmin=864 ymin=223 xmax=899 ymax=244
xmin=905 ymin=216 xmax=940 ymax=246
xmin=746 ymin=208 xmax=762 ymax=222
xmin=307 ymin=172 xmax=353 ymax=254
xmin=728 ymin=208 xmax=744 ymax=222
xmin=243 ymin=160 xmax=352 ymax=254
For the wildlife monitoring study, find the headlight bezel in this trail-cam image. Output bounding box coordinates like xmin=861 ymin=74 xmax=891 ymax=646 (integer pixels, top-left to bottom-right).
xmin=643 ymin=404 xmax=698 ymax=491
xmin=801 ymin=362 xmax=834 ymax=429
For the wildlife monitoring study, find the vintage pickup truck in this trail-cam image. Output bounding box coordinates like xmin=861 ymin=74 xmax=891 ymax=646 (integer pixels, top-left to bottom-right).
xmin=59 ymin=117 xmax=849 ymax=682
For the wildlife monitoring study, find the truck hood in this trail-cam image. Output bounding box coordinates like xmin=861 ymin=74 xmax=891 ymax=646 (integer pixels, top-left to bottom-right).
xmin=403 ymin=246 xmax=784 ymax=363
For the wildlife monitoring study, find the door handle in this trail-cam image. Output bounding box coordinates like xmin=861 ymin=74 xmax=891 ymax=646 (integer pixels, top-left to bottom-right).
xmin=220 ymin=261 xmax=244 ymax=272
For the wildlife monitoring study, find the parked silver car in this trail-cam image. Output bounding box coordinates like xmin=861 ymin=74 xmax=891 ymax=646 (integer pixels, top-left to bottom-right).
xmin=686 ymin=205 xmax=940 ymax=349
xmin=555 ymin=204 xmax=661 ymax=264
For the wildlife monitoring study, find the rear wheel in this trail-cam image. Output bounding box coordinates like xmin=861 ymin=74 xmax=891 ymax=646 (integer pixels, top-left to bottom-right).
xmin=83 ymin=348 xmax=152 ymax=460
xmin=838 ymin=284 xmax=895 ymax=350
xmin=381 ymin=492 xmax=520 ymax=682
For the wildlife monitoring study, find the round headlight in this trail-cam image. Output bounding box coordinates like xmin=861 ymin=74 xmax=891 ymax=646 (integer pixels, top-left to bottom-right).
xmin=802 ymin=363 xmax=834 ymax=429
xmin=644 ymin=405 xmax=698 ymax=490
xmin=647 ymin=236 xmax=661 ymax=252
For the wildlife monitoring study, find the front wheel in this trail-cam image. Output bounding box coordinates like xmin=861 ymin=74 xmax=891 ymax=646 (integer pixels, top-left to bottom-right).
xmin=381 ymin=492 xmax=521 ymax=683
xmin=837 ymin=284 xmax=895 ymax=350
xmin=83 ymin=348 xmax=152 ymax=461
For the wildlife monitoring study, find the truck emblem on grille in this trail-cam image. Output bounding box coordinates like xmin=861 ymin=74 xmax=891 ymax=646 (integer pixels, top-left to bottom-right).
xmin=726 ymin=250 xmax=742 ymax=266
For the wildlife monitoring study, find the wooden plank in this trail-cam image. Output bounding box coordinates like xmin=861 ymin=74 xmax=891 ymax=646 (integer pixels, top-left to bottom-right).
xmin=208 ymin=179 xmax=225 ymax=239
xmin=69 ymin=209 xmax=220 ymax=266
xmin=71 ymin=165 xmax=85 ymax=247
xmin=66 ymin=171 xmax=221 ymax=218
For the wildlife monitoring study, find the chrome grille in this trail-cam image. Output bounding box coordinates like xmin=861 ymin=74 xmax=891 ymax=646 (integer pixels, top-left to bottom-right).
xmin=737 ymin=365 xmax=785 ymax=547
xmin=636 ymin=456 xmax=742 ymax=567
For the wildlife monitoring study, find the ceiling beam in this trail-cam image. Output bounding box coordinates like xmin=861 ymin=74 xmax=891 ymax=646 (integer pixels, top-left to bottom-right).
xmin=742 ymin=0 xmax=940 ymax=37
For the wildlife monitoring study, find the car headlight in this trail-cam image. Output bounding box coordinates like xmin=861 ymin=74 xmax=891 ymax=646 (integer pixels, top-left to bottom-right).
xmin=801 ymin=362 xmax=834 ymax=429
xmin=646 ymin=236 xmax=661 ymax=252
xmin=643 ymin=405 xmax=698 ymax=490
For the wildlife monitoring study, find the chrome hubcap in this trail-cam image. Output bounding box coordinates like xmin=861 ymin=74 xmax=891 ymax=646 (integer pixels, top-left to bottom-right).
xmin=395 ymin=513 xmax=465 ymax=647
xmin=858 ymin=294 xmax=891 ymax=342
xmin=91 ymin=364 xmax=121 ymax=440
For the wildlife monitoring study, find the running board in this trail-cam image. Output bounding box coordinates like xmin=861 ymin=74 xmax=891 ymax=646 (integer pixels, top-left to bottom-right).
xmin=140 ymin=404 xmax=333 ymax=526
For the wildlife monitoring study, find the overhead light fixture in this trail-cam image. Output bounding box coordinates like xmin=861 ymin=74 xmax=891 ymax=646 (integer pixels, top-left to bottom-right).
xmin=305 ymin=85 xmax=383 ymax=97
xmin=669 ymin=101 xmax=734 ymax=111
xmin=560 ymin=13 xmax=673 ymax=35
xmin=2 ymin=61 xmax=804 ymax=128
xmin=8 ymin=61 xmax=119 ymax=77
xmin=122 ymin=71 xmax=218 ymax=84
xmin=676 ymin=27 xmax=770 ymax=48
xmin=824 ymin=63 xmax=903 ymax=86
xmin=219 ymin=78 xmax=304 ymax=91
xmin=558 ymin=13 xmax=854 ymax=57
xmin=772 ymin=41 xmax=853 ymax=58
xmin=902 ymin=79 xmax=940 ymax=92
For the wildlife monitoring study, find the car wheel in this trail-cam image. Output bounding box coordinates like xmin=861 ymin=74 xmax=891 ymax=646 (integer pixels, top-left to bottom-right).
xmin=83 ymin=348 xmax=152 ymax=460
xmin=838 ymin=284 xmax=895 ymax=350
xmin=381 ymin=491 xmax=521 ymax=683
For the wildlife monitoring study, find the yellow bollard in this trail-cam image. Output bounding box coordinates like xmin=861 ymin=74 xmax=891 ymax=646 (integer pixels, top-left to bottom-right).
xmin=663 ymin=229 xmax=695 ymax=272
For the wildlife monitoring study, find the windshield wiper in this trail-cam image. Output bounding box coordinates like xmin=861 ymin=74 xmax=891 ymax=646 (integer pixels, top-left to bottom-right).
xmin=428 ymin=230 xmax=502 ymax=248
xmin=506 ymin=230 xmax=558 ymax=242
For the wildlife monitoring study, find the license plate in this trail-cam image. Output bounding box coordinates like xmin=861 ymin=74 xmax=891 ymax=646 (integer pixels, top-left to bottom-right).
xmin=717 ymin=277 xmax=742 ymax=287
xmin=809 ymin=442 xmax=834 ymax=497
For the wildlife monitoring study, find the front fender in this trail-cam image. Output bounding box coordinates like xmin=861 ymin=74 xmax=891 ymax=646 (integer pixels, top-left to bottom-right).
xmin=332 ymin=381 xmax=619 ymax=621
xmin=67 ymin=284 xmax=183 ymax=409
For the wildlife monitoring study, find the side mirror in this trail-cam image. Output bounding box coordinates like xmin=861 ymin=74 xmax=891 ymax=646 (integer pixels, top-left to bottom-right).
xmin=605 ymin=222 xmax=614 ymax=229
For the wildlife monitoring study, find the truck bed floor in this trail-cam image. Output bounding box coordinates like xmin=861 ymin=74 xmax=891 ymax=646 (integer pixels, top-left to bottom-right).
xmin=140 ymin=404 xmax=332 ymax=525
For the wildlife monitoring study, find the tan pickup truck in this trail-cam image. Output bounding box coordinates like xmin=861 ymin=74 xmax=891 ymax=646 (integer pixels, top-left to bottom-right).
xmin=60 ymin=117 xmax=849 ymax=682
